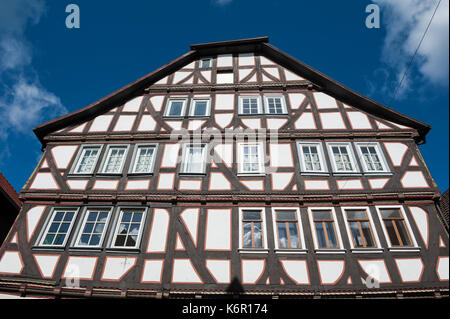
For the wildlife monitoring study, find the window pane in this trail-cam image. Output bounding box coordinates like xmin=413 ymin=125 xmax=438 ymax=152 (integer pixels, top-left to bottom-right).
xmin=381 ymin=209 xmax=402 ymax=219
xmin=276 ymin=211 xmax=296 ymax=221
xmin=253 ymin=222 xmax=263 ymax=248
xmin=243 ymin=222 xmax=252 ymax=248
xmin=267 ymin=97 xmax=284 ymax=114
xmin=346 ymin=210 xmax=367 ymax=220
xmin=288 ymin=222 xmax=300 ymax=248
xmin=384 ymin=220 xmax=400 ymax=246
xmin=349 ymin=221 xmax=364 ymax=247
xmin=104 ymin=148 xmax=126 ymax=173
xmin=395 ymin=220 xmax=412 ymax=246
xmin=184 ymin=146 xmax=204 ymax=173
xmin=243 ymin=210 xmax=261 ymax=220
xmin=360 ymin=222 xmax=375 ymax=247
xmin=325 ymin=222 xmax=338 ymax=248
xmin=313 ymin=210 xmax=332 ymax=221
xmin=277 ymin=223 xmax=288 ymax=248
xmin=169 ymin=101 xmax=184 ymax=116
xmin=315 ymin=222 xmax=327 ymax=248
xmin=134 ymin=147 xmax=155 ymax=173
xmin=76 ymin=148 xmax=99 ymax=173
xmin=193 ymin=101 xmax=208 ymax=116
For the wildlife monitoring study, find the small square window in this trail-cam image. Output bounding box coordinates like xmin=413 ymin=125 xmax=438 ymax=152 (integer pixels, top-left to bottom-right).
xmin=130 ymin=144 xmax=158 ymax=174
xmin=199 ymin=58 xmax=212 ymax=69
xmin=74 ymin=208 xmax=112 ymax=248
xmin=190 ymin=98 xmax=211 ymax=117
xmin=343 ymin=208 xmax=378 ymax=249
xmin=326 ymin=142 xmax=360 ymax=174
xmin=274 ymin=210 xmax=301 ymax=249
xmin=110 ymin=208 xmax=147 ymax=249
xmin=297 ymin=142 xmax=328 ymax=174
xmin=264 ymin=96 xmax=287 ymax=114
xmin=164 ymin=98 xmax=187 ymax=117
xmin=309 ymin=208 xmax=343 ymax=250
xmin=38 ymin=208 xmax=79 ymax=247
xmin=238 ymin=142 xmax=265 ymax=175
xmin=240 ymin=208 xmax=267 ymax=250
xmin=355 ymin=142 xmax=390 ymax=174
xmin=239 ymin=96 xmax=262 ymax=115
xmin=72 ymin=145 xmax=102 ymax=175
xmin=377 ymin=207 xmax=415 ymax=248
xmin=100 ymin=145 xmax=128 ymax=174
xmin=181 ymin=144 xmax=208 ymax=174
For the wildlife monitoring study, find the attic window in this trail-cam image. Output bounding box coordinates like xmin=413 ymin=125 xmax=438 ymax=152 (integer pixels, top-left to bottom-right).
xmin=200 ymin=58 xmax=212 ymax=69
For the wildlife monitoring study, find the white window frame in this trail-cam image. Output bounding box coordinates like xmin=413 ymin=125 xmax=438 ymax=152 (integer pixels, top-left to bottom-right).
xmin=98 ymin=144 xmax=129 ymax=174
xmin=271 ymin=207 xmax=307 ymax=253
xmin=307 ymin=207 xmax=345 ymax=253
xmin=237 ymin=141 xmax=265 ymax=175
xmin=189 ymin=98 xmax=211 ymax=117
xmin=341 ymin=206 xmax=383 ymax=253
xmin=238 ymin=95 xmax=263 ymax=115
xmin=71 ymin=144 xmax=103 ymax=175
xmin=129 ymin=144 xmax=158 ymax=174
xmin=238 ymin=207 xmax=269 ymax=253
xmin=296 ymin=141 xmax=328 ymax=175
xmin=263 ymin=95 xmax=288 ymax=115
xmin=36 ymin=207 xmax=80 ymax=248
xmin=108 ymin=207 xmax=148 ymax=250
xmin=375 ymin=205 xmax=419 ymax=252
xmin=72 ymin=207 xmax=113 ymax=249
xmin=355 ymin=142 xmax=391 ymax=174
xmin=180 ymin=143 xmax=208 ymax=175
xmin=164 ymin=98 xmax=188 ymax=117
xmin=326 ymin=142 xmax=360 ymax=174
xmin=199 ymin=58 xmax=212 ymax=69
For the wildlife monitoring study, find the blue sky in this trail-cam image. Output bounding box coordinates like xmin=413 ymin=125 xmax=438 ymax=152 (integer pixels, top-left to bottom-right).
xmin=0 ymin=0 xmax=448 ymax=192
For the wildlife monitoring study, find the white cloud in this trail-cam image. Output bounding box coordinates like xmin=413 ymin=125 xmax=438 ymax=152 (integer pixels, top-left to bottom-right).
xmin=373 ymin=0 xmax=449 ymax=90
xmin=0 ymin=78 xmax=66 ymax=138
xmin=0 ymin=0 xmax=66 ymax=140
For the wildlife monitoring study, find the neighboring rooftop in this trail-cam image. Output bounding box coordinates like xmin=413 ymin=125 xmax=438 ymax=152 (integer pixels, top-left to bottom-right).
xmin=440 ymin=189 xmax=449 ymax=228
xmin=0 ymin=172 xmax=21 ymax=210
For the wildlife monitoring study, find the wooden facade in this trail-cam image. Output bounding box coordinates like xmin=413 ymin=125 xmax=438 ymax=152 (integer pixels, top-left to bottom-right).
xmin=0 ymin=37 xmax=448 ymax=299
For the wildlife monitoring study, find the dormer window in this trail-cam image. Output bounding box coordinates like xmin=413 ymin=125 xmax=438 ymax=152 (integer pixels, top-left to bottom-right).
xmin=239 ymin=96 xmax=263 ymax=115
xmin=199 ymin=58 xmax=212 ymax=69
xmin=164 ymin=98 xmax=187 ymax=117
xmin=189 ymin=98 xmax=211 ymax=117
xmin=264 ymin=96 xmax=287 ymax=115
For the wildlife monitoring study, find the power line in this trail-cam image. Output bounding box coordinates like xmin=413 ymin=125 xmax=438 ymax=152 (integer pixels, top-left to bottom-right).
xmin=388 ymin=0 xmax=443 ymax=107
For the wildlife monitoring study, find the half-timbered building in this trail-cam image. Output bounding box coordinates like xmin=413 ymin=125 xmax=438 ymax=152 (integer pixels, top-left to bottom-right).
xmin=0 ymin=37 xmax=448 ymax=299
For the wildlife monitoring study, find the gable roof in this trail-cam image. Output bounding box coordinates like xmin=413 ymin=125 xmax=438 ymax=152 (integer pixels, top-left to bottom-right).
xmin=0 ymin=172 xmax=21 ymax=210
xmin=33 ymin=36 xmax=431 ymax=144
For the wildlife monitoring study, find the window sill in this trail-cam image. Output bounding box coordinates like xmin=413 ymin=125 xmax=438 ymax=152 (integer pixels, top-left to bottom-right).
xmin=67 ymin=174 xmax=93 ymax=178
xmin=362 ymin=172 xmax=393 ymax=177
xmin=331 ymin=173 xmax=362 ymax=177
xmin=96 ymin=173 xmax=123 ymax=177
xmin=350 ymin=248 xmax=384 ymax=254
xmin=237 ymin=173 xmax=266 ymax=177
xmin=300 ymin=172 xmax=330 ymax=177
xmin=387 ymin=247 xmax=421 ymax=253
xmin=179 ymin=173 xmax=206 ymax=177
xmin=238 ymin=248 xmax=269 ymax=254
xmin=105 ymin=248 xmax=141 ymax=253
xmin=68 ymin=247 xmax=103 ymax=253
xmin=32 ymin=246 xmax=65 ymax=252
xmin=127 ymin=173 xmax=154 ymax=177
xmin=274 ymin=249 xmax=308 ymax=254
xmin=163 ymin=116 xmax=185 ymax=120
xmin=314 ymin=249 xmax=346 ymax=254
xmin=188 ymin=116 xmax=210 ymax=119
